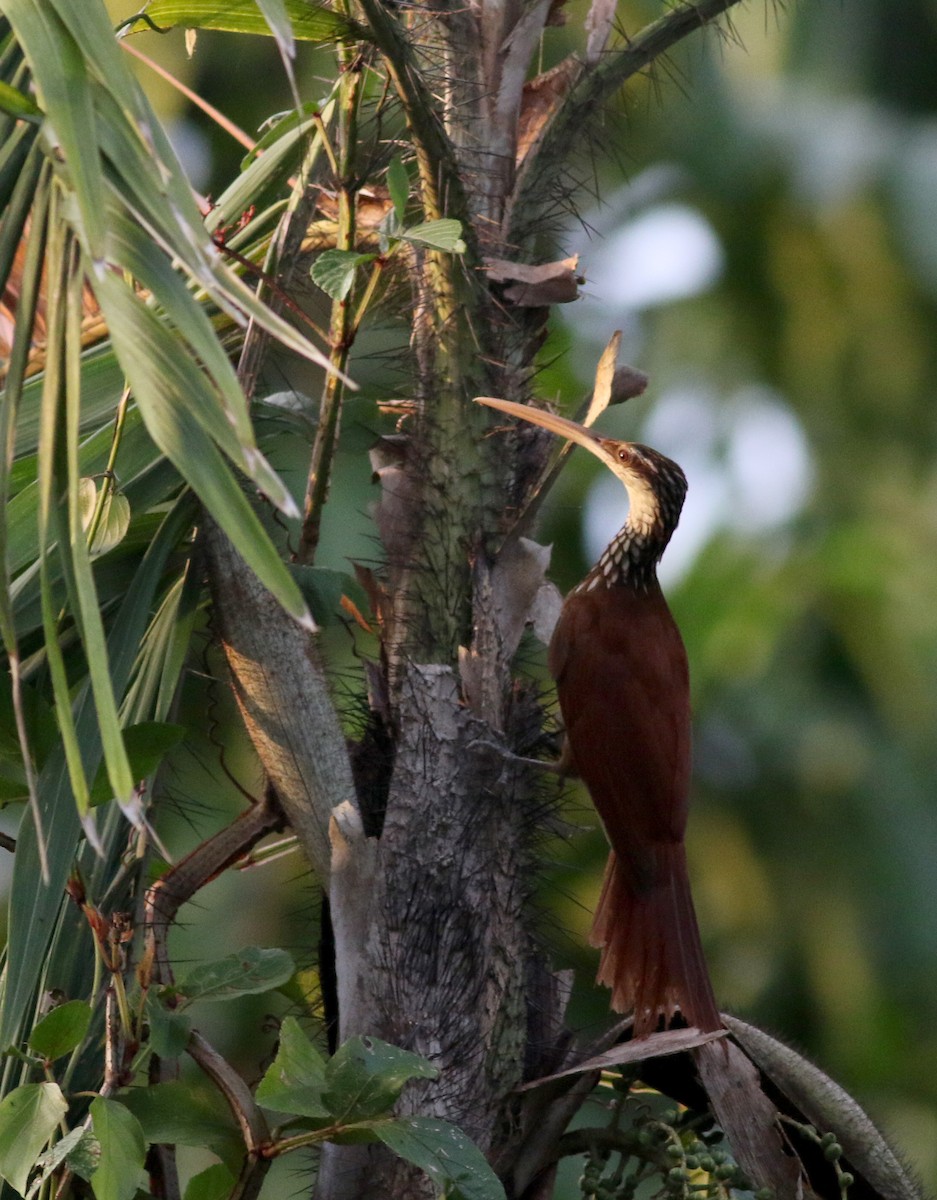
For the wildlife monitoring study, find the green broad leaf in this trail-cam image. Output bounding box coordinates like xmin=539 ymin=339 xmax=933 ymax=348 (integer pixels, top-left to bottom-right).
xmin=62 ymin=1127 xmax=100 ymax=1182
xmin=117 ymin=1082 xmax=239 ymax=1156
xmin=0 ymin=1082 xmax=68 ymax=1196
xmin=401 ymin=219 xmax=467 ymax=254
xmin=130 ymin=0 xmax=363 ymax=43
xmin=310 ymin=250 xmax=377 ymax=301
xmin=89 ymin=1097 xmax=145 ymax=1200
xmin=373 ymin=1116 xmax=506 ymax=1200
xmin=256 ymin=1016 xmax=329 ymax=1119
xmin=289 ymin=565 xmax=371 ymax=627
xmin=144 ymin=994 xmax=192 ymax=1060
xmin=323 ymin=1036 xmax=438 ymax=1123
xmin=175 ymin=947 xmax=295 ymax=1004
xmin=0 ymin=80 xmax=41 ymax=123
xmin=387 ymin=156 xmax=410 ymax=224
xmin=28 ymin=999 xmax=92 ymax=1061
xmin=88 ymin=722 xmax=187 ymax=806
xmin=29 ymin=1127 xmax=99 ymax=1198
xmin=77 ymin=479 xmax=132 ymax=557
xmin=183 ymin=1163 xmax=236 ymax=1200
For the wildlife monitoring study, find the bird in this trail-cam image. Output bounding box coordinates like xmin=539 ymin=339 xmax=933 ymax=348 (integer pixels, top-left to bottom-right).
xmin=476 ymin=395 xmax=722 ymax=1040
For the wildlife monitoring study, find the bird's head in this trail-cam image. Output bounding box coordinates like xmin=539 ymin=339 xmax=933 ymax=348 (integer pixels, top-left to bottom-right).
xmin=475 ymin=396 xmax=687 ymax=536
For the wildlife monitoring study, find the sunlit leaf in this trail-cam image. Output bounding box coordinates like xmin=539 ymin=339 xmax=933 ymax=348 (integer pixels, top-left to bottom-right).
xmin=127 ymin=0 xmax=363 ymax=43
xmin=401 ymin=219 xmax=466 ymax=253
xmin=78 ymin=479 xmax=131 ymax=557
xmin=0 ymin=496 xmax=197 ymax=1051
xmin=0 ymin=80 xmax=40 ymax=122
xmin=311 ymin=249 xmax=377 ymax=301
xmin=0 ymin=1082 xmax=68 ymax=1196
xmin=6 ymin=0 xmax=106 ymax=258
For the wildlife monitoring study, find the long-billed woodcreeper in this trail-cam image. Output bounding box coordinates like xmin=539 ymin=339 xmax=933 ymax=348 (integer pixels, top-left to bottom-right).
xmin=477 ymin=396 xmax=722 ymax=1039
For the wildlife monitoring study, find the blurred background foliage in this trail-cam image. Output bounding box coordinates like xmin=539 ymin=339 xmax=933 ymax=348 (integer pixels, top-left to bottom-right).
xmin=60 ymin=0 xmax=937 ymax=1191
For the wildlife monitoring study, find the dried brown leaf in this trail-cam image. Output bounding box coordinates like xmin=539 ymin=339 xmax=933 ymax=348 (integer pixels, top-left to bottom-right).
xmin=694 ymin=1038 xmax=808 ymax=1200
xmin=584 ymin=0 xmax=617 ymax=63
xmin=725 ymin=1016 xmax=925 ymax=1200
xmin=486 ymin=255 xmax=581 ymax=306
xmin=516 ymin=56 xmax=580 ymax=165
xmin=518 ymin=1026 xmax=726 ymax=1091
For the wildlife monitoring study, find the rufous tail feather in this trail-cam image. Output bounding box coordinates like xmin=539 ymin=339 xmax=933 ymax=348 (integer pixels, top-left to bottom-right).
xmin=590 ymin=846 xmax=722 ymax=1040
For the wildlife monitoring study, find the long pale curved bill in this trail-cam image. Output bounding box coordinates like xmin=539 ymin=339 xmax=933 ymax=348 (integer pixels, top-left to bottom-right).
xmin=474 ymin=396 xmax=607 ymax=462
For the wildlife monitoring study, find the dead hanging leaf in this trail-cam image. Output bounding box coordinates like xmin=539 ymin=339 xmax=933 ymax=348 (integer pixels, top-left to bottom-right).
xmin=517 ymin=1026 xmax=727 ymax=1091
xmin=578 ymin=333 xmax=649 ymax=426
xmin=545 ymin=0 xmax=568 ymax=25
xmin=584 ymin=0 xmax=617 ymax=63
xmin=516 ymin=56 xmax=580 ymax=166
xmin=339 ymin=593 xmax=372 ymax=633
xmin=724 ymin=1016 xmax=925 ymax=1200
xmin=0 ymin=227 xmax=105 ymax=381
xmin=486 ymin=255 xmax=581 ymax=306
xmin=460 ymin=538 xmax=555 ymax=724
xmin=529 ymin=579 xmax=563 ymax=645
xmin=368 ymin=434 xmax=417 ymax=570
xmin=491 ymin=537 xmax=553 ymax=661
xmin=609 ymin=364 xmax=649 ymax=405
xmin=694 ymin=1038 xmax=808 ymax=1200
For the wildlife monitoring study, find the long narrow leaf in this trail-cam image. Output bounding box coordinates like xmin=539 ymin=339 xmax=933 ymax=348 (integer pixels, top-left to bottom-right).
xmin=90 ymin=269 xmax=310 ymax=625
xmin=125 ymin=0 xmax=363 ymax=43
xmin=0 ymin=493 xmax=198 ymax=1049
xmin=35 ymin=223 xmax=91 ymax=832
xmin=6 ymin=0 xmax=106 ymax=259
xmin=64 ymin=266 xmax=136 ymax=810
xmin=101 ymin=205 xmax=296 ymax=515
xmin=0 ymin=173 xmax=49 ymax=645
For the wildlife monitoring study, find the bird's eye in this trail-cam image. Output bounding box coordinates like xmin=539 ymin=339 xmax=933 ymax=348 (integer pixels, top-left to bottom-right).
xmin=617 ymin=448 xmax=629 ymax=462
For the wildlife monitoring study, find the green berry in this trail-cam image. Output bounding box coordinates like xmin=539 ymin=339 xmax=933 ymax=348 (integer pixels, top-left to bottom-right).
xmin=698 ymin=1156 xmax=715 ymax=1173
xmin=839 ymin=1173 xmax=854 ymax=1190
xmin=684 ymin=1156 xmax=699 ymax=1171
xmin=666 ymin=1143 xmax=684 ymax=1159
xmin=823 ymin=1142 xmax=843 ymax=1163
